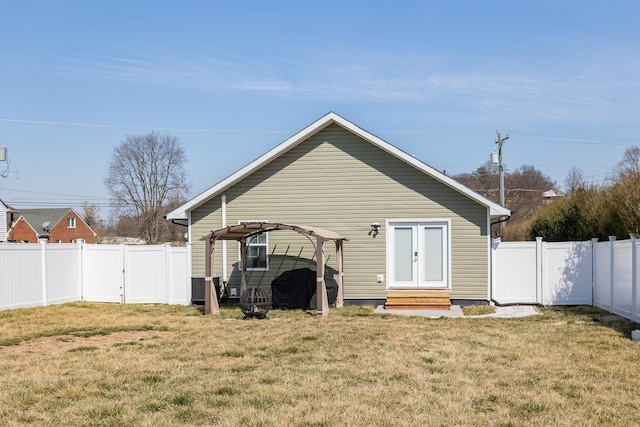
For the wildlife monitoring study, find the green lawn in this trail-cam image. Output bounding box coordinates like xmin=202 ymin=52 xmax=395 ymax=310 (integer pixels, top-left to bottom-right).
xmin=1 ymin=303 xmax=639 ymax=426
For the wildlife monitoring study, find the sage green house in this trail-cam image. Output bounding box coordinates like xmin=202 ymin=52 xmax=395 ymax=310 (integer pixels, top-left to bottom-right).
xmin=167 ymin=112 xmax=510 ymax=307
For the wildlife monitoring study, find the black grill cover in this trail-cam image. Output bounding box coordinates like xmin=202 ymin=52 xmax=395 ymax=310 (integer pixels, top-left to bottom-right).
xmin=271 ymin=268 xmax=317 ymax=309
xmin=308 ymin=277 xmax=339 ymax=310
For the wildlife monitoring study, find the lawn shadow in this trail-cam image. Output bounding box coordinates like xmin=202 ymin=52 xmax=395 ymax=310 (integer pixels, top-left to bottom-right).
xmin=549 ymin=305 xmax=639 ymax=338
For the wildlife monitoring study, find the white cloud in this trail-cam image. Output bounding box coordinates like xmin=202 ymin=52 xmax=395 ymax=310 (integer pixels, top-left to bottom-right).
xmin=40 ymin=43 xmax=640 ymax=126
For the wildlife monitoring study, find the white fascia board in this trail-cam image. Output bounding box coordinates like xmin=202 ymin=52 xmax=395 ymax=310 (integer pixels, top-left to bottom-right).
xmin=166 ymin=111 xmax=511 ymax=219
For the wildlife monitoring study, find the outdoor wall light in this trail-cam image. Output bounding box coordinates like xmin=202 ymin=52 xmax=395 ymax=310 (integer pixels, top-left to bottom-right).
xmin=369 ymin=223 xmax=380 ymax=237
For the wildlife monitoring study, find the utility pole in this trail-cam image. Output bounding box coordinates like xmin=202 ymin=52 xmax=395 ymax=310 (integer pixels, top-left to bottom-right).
xmin=495 ymin=131 xmax=509 ymax=207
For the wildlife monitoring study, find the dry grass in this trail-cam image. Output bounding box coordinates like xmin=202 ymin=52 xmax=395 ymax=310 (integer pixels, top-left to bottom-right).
xmin=462 ymin=305 xmax=497 ymax=316
xmin=1 ymin=302 xmax=640 ymax=426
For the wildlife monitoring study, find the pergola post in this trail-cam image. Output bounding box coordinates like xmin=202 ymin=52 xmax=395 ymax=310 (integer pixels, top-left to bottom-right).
xmin=335 ymin=240 xmax=344 ymax=308
xmin=316 ymin=237 xmax=329 ymax=316
xmin=240 ymin=238 xmax=248 ymax=295
xmin=204 ymin=238 xmax=220 ymax=315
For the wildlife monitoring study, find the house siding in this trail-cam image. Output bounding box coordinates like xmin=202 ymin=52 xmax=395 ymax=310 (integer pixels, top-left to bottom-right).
xmin=191 ymin=124 xmax=489 ymax=300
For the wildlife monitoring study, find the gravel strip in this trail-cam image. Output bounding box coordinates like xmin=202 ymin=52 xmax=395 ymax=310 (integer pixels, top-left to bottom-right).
xmin=472 ymin=305 xmax=541 ymax=318
xmin=374 ymin=305 xmax=541 ymax=318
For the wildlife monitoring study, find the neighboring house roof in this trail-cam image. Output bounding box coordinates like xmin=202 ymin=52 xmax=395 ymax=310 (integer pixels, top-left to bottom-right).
xmin=542 ymin=190 xmax=563 ymax=198
xmin=167 ymin=112 xmax=511 ymax=220
xmin=14 ymin=208 xmax=75 ymax=236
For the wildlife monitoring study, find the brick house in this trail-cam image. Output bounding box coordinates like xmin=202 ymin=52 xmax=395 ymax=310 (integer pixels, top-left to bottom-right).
xmin=8 ymin=208 xmax=97 ymax=243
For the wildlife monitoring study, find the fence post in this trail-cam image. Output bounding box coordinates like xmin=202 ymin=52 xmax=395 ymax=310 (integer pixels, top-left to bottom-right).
xmin=40 ymin=238 xmax=47 ymax=306
xmin=631 ymin=234 xmax=638 ymax=321
xmin=77 ymin=239 xmax=85 ymax=301
xmin=489 ymin=238 xmax=499 ymax=302
xmin=164 ymin=243 xmax=171 ymax=304
xmin=120 ymin=244 xmax=126 ymax=304
xmin=609 ymin=236 xmax=616 ymax=313
xmin=591 ymin=238 xmax=599 ymax=307
xmin=536 ymin=237 xmax=543 ymax=305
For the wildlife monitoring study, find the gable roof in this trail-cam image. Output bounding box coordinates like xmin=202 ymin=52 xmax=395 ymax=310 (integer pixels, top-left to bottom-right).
xmin=167 ymin=112 xmax=511 ymax=220
xmin=14 ymin=208 xmax=74 ymax=235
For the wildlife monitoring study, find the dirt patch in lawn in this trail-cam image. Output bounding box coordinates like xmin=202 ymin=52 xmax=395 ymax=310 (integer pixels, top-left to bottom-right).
xmin=0 ymin=330 xmax=177 ymax=358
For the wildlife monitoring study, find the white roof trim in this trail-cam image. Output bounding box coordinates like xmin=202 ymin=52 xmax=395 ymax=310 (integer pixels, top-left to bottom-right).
xmin=167 ymin=112 xmax=510 ymax=219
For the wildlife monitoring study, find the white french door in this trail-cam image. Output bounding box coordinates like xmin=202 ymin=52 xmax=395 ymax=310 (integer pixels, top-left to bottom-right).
xmin=387 ymin=221 xmax=449 ymax=289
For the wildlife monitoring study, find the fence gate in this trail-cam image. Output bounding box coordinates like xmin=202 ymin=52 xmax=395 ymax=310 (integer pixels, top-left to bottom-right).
xmin=82 ymin=244 xmax=125 ymax=303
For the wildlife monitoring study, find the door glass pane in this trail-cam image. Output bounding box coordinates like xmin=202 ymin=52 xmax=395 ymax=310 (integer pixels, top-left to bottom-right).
xmin=423 ymin=227 xmax=443 ymax=281
xmin=394 ymin=227 xmax=413 ymax=281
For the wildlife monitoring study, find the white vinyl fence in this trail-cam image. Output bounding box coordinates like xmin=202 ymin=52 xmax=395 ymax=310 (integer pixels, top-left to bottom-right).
xmin=492 ymin=236 xmax=640 ymax=323
xmin=5 ymin=237 xmax=640 ymax=323
xmin=0 ymin=242 xmax=191 ymax=311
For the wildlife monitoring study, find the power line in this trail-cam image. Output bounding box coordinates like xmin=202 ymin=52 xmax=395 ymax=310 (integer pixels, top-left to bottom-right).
xmin=0 ymin=118 xmax=289 ymax=136
xmin=0 ymin=187 xmax=105 ymax=200
xmin=3 ymin=117 xmax=639 ymax=145
xmin=510 ymin=130 xmax=640 ymax=145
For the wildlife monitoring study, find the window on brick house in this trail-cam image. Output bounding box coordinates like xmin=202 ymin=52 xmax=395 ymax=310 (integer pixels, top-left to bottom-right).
xmin=67 ymin=217 xmax=76 ymax=228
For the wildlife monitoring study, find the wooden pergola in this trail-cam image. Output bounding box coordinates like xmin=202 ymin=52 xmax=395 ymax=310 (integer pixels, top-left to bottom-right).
xmin=200 ymin=223 xmax=347 ymax=316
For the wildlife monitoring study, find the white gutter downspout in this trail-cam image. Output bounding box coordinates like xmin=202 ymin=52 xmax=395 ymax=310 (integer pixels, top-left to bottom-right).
xmin=222 ymin=194 xmax=228 ymax=284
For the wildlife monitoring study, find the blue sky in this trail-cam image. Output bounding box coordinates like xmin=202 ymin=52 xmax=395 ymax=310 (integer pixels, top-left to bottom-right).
xmin=1 ymin=1 xmax=639 ymax=218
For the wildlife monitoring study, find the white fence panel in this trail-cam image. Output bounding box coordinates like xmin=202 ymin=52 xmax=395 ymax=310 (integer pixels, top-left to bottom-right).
xmin=45 ymin=244 xmax=81 ymax=304
xmin=492 ymin=241 xmax=538 ymax=304
xmin=1 ymin=243 xmax=191 ymax=311
xmin=0 ymin=244 xmax=44 ymax=309
xmin=125 ymin=245 xmax=167 ymax=303
xmin=612 ymin=240 xmax=633 ymax=319
xmin=82 ymin=245 xmax=124 ymax=303
xmin=167 ymin=245 xmax=190 ymax=305
xmin=543 ymin=241 xmax=593 ymax=305
xmin=593 ymin=240 xmax=611 ymax=310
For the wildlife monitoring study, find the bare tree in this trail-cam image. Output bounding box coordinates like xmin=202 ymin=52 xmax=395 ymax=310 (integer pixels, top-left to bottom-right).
xmin=616 ymin=146 xmax=640 ymax=182
xmin=82 ymin=201 xmax=104 ymax=241
xmin=564 ymin=167 xmax=586 ymax=196
xmin=503 ymin=165 xmax=555 ymax=221
xmin=453 ymin=161 xmax=500 ymax=201
xmin=105 ymin=132 xmax=189 ymax=243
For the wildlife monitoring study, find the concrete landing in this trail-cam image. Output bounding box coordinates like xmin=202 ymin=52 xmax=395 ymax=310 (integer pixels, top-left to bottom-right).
xmin=374 ymin=305 xmax=464 ymax=318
